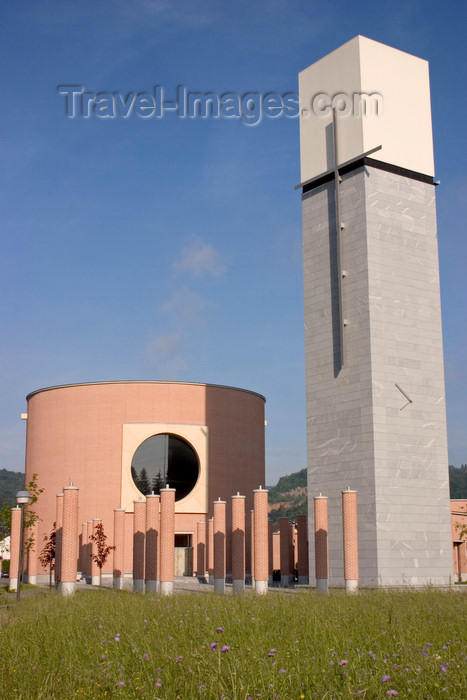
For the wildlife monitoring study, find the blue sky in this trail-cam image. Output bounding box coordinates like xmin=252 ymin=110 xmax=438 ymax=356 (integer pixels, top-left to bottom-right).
xmin=1 ymin=1 xmax=466 ymax=484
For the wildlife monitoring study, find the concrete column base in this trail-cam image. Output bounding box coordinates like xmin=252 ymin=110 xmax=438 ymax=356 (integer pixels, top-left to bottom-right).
xmin=232 ymin=579 xmax=245 ymax=594
xmin=145 ymin=580 xmax=159 ymax=593
xmin=113 ymin=576 xmax=123 ymax=590
xmin=160 ymin=581 xmax=173 ymax=595
xmin=58 ymin=581 xmax=75 ymax=596
xmin=268 ymin=574 xmax=273 ymax=585
xmin=214 ymin=578 xmax=225 ymax=594
xmin=316 ymin=578 xmax=328 ymax=593
xmin=280 ymin=574 xmax=291 ymax=588
xmin=27 ymin=575 xmax=37 ymax=585
xmin=345 ymin=579 xmax=358 ymax=593
xmin=298 ymin=575 xmax=308 ymax=585
xmin=208 ymin=573 xmax=214 ymax=585
xmin=133 ymin=579 xmax=145 ymax=593
xmin=255 ymin=580 xmax=268 ymax=595
xmin=92 ymin=575 xmax=100 ymax=586
xmin=9 ymin=577 xmax=18 ymax=592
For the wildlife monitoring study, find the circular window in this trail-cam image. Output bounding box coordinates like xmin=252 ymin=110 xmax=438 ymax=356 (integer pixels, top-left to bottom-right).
xmin=131 ymin=434 xmax=199 ymax=501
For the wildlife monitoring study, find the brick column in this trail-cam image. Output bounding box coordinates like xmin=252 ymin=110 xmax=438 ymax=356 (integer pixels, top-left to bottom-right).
xmin=91 ymin=518 xmax=101 ymax=586
xmin=342 ymin=488 xmax=358 ymax=592
xmin=55 ymin=493 xmax=64 ymax=584
xmin=207 ymin=517 xmax=214 ymax=584
xmin=9 ymin=507 xmax=22 ymax=592
xmin=145 ymin=494 xmax=160 ymax=593
xmin=86 ymin=520 xmax=93 ymax=579
xmin=279 ymin=517 xmax=291 ymax=587
xmin=196 ymin=521 xmax=206 ymax=580
xmin=253 ymin=487 xmax=269 ymax=594
xmin=314 ymin=495 xmax=328 ymax=593
xmin=250 ymin=509 xmax=255 ymax=588
xmin=26 ymin=519 xmax=38 ymax=585
xmin=296 ymin=514 xmax=309 ymax=585
xmin=133 ymin=500 xmax=146 ymax=592
xmin=289 ymin=522 xmax=295 ymax=578
xmin=80 ymin=523 xmax=88 ymax=580
xmin=231 ymin=493 xmax=245 ymax=593
xmin=268 ymin=520 xmax=274 ymax=585
xmin=160 ymin=486 xmax=176 ymax=595
xmin=213 ymin=498 xmax=226 ymax=594
xmin=113 ymin=508 xmax=125 ymax=590
xmin=58 ymin=485 xmax=79 ymax=595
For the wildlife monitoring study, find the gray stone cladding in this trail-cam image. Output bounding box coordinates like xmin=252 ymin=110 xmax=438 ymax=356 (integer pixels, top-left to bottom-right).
xmin=302 ymin=165 xmax=452 ymax=587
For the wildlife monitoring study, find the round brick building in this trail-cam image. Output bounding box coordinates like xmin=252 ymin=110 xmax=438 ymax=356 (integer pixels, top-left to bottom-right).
xmin=24 ymin=381 xmax=265 ymax=582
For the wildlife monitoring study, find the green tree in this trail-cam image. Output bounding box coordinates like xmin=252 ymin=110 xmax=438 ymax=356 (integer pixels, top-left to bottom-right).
xmin=0 ymin=472 xmax=43 ymax=550
xmin=151 ymin=470 xmax=164 ymax=495
xmin=137 ymin=467 xmax=151 ymax=495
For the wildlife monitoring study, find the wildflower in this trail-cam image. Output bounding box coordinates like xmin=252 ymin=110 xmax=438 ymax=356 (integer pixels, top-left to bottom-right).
xmin=439 ymin=664 xmax=447 ymax=674
xmin=221 ymin=645 xmax=230 ymax=653
xmin=168 ymin=636 xmax=172 ymax=641
xmin=210 ymin=642 xmax=218 ymax=651
xmin=175 ymin=655 xmax=183 ymax=663
xmin=279 ymin=669 xmax=286 ymax=674
xmin=381 ymin=675 xmax=391 ymax=682
xmin=114 ymin=637 xmax=120 ymax=642
xmin=216 ymin=627 xmax=224 ymax=633
xmin=100 ymin=654 xmax=106 ymax=660
xmin=143 ymin=653 xmax=149 ymax=660
xmin=339 ymin=660 xmax=349 ymax=666
xmin=117 ymin=681 xmax=125 ymax=687
xmin=156 ymin=682 xmax=161 ymax=687
xmin=386 ymin=692 xmax=398 ymax=697
xmin=268 ymin=650 xmax=277 ymax=657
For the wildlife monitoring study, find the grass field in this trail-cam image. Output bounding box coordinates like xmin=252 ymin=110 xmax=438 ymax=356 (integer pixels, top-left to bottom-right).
xmin=1 ymin=588 xmax=466 ymax=699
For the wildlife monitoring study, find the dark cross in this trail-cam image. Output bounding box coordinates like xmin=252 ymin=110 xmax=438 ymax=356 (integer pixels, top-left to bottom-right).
xmin=296 ymin=108 xmax=382 ymax=370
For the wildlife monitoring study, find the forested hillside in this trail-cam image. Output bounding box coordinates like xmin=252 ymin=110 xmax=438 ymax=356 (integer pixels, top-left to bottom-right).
xmin=0 ymin=468 xmax=25 ymax=508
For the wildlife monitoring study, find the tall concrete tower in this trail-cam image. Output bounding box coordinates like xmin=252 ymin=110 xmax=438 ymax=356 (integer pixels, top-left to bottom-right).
xmin=298 ymin=36 xmax=452 ymax=586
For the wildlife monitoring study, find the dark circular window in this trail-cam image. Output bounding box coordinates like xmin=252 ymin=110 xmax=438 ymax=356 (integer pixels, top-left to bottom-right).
xmin=131 ymin=434 xmax=199 ymax=501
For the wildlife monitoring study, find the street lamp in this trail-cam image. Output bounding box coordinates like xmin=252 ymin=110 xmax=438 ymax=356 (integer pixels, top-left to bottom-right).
xmin=15 ymin=490 xmax=30 ymax=601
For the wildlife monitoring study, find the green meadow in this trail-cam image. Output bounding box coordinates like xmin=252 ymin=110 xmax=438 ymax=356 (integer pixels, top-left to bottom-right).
xmin=1 ymin=588 xmax=465 ymax=699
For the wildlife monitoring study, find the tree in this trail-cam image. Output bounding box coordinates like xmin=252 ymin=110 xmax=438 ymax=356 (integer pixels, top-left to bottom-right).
xmin=39 ymin=522 xmax=56 ymax=588
xmin=89 ymin=522 xmax=115 ymax=589
xmin=137 ymin=467 xmax=151 ymax=495
xmin=0 ymin=472 xmax=44 ymax=558
xmin=151 ymin=470 xmax=164 ymax=495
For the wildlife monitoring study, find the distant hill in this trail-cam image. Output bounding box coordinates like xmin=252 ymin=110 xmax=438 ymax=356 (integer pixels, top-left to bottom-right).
xmin=0 ymin=468 xmax=25 ymax=508
xmin=267 ymin=464 xmax=467 ymax=526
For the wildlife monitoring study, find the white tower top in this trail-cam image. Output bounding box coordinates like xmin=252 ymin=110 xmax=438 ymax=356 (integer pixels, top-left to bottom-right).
xmin=298 ymin=35 xmax=435 ymax=184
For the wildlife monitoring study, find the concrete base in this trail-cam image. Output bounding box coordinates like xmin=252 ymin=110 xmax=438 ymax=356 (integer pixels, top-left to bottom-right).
xmin=345 ymin=579 xmax=358 ymax=593
xmin=232 ymin=579 xmax=245 ymax=594
xmin=298 ymin=575 xmax=308 ymax=585
xmin=316 ymin=578 xmax=328 ymax=594
xmin=9 ymin=577 xmax=18 ymax=592
xmin=145 ymin=580 xmax=159 ymax=593
xmin=208 ymin=573 xmax=214 ymax=585
xmin=92 ymin=575 xmax=100 ymax=587
xmin=255 ymin=580 xmax=268 ymax=595
xmin=58 ymin=581 xmax=75 ymax=596
xmin=281 ymin=574 xmax=292 ymax=588
xmin=113 ymin=576 xmax=123 ymax=590
xmin=160 ymin=581 xmax=173 ymax=596
xmin=133 ymin=579 xmax=145 ymax=593
xmin=214 ymin=578 xmax=225 ymax=594
xmin=25 ymin=574 xmax=37 ymax=585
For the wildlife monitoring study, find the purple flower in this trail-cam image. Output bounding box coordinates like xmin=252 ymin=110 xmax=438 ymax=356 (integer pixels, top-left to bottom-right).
xmin=175 ymin=655 xmax=183 ymax=663
xmin=210 ymin=642 xmax=218 ymax=651
xmin=439 ymin=664 xmax=447 ymax=674
xmin=114 ymin=637 xmax=120 ymax=642
xmin=143 ymin=653 xmax=149 ymax=660
xmin=338 ymin=660 xmax=349 ymax=666
xmin=221 ymin=645 xmax=230 ymax=653
xmin=156 ymin=681 xmax=162 ymax=687
xmin=279 ymin=669 xmax=286 ymax=674
xmin=100 ymin=654 xmax=106 ymax=660
xmin=386 ymin=692 xmax=398 ymax=697
xmin=117 ymin=681 xmax=125 ymax=687
xmin=382 ymin=675 xmax=391 ymax=682
xmin=216 ymin=627 xmax=224 ymax=633
xmin=268 ymin=649 xmax=277 ymax=657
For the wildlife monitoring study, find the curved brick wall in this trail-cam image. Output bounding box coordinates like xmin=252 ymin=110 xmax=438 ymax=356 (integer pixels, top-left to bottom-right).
xmin=25 ymin=381 xmax=265 ymax=579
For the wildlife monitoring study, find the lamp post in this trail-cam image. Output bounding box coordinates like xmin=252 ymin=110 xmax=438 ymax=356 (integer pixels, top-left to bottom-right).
xmin=15 ymin=490 xmax=31 ymax=601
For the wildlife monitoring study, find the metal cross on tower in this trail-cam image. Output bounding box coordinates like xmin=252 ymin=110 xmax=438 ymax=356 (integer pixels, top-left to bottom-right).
xmin=296 ymin=109 xmax=382 ymax=370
